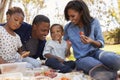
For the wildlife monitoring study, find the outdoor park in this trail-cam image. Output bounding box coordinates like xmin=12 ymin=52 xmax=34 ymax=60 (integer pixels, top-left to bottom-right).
xmin=0 ymin=0 xmax=120 ymax=55
xmin=0 ymin=0 xmax=120 ymax=80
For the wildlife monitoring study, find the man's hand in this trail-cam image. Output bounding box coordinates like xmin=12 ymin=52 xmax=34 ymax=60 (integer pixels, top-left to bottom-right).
xmin=21 ymin=51 xmax=30 ymax=58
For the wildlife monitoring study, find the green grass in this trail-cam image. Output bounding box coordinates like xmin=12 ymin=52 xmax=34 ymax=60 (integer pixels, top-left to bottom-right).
xmin=101 ymin=44 xmax=120 ymax=54
xmin=67 ymin=44 xmax=120 ymax=60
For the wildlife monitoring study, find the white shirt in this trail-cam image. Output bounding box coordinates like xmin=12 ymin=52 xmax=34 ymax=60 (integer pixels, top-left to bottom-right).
xmin=0 ymin=26 xmax=22 ymax=62
xmin=43 ymin=39 xmax=67 ymax=60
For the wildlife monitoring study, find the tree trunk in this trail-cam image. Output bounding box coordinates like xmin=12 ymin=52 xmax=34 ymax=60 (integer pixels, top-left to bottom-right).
xmin=0 ymin=0 xmax=8 ymax=23
xmin=8 ymin=0 xmax=13 ymax=8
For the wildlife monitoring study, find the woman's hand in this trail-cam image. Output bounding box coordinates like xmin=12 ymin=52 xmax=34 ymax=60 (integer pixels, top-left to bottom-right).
xmin=80 ymin=35 xmax=102 ymax=48
xmin=80 ymin=35 xmax=93 ymax=44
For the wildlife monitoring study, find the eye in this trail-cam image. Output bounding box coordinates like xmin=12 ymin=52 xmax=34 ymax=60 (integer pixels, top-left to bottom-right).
xmin=14 ymin=18 xmax=18 ymax=21
xmin=19 ymin=22 xmax=22 ymax=25
xmin=71 ymin=15 xmax=75 ymax=18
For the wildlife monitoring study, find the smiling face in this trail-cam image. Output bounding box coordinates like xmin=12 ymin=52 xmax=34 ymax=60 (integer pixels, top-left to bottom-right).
xmin=50 ymin=25 xmax=63 ymax=42
xmin=33 ymin=22 xmax=50 ymax=40
xmin=7 ymin=13 xmax=24 ymax=30
xmin=68 ymin=9 xmax=82 ymax=25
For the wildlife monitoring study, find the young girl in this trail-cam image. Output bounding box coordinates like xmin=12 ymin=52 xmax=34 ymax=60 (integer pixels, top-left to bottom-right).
xmin=43 ymin=24 xmax=75 ymax=73
xmin=0 ymin=7 xmax=41 ymax=68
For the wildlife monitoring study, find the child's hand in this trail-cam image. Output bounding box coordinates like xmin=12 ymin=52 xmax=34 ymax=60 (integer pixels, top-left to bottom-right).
xmin=66 ymin=40 xmax=71 ymax=48
xmin=21 ymin=51 xmax=30 ymax=58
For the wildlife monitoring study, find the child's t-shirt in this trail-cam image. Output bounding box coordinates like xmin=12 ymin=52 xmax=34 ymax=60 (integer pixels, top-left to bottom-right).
xmin=0 ymin=26 xmax=22 ymax=62
xmin=43 ymin=39 xmax=67 ymax=60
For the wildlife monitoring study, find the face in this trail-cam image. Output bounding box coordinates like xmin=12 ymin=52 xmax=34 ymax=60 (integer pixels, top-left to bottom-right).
xmin=7 ymin=13 xmax=24 ymax=30
xmin=50 ymin=26 xmax=63 ymax=41
xmin=34 ymin=22 xmax=50 ymax=40
xmin=68 ymin=9 xmax=82 ymax=25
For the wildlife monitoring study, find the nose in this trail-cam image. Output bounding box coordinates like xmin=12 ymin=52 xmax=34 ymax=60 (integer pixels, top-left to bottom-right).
xmin=16 ymin=22 xmax=21 ymax=28
xmin=44 ymin=30 xmax=49 ymax=36
xmin=16 ymin=21 xmax=19 ymax=26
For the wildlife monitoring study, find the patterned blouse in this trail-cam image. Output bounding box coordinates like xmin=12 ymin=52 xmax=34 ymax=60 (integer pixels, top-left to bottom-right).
xmin=0 ymin=26 xmax=22 ymax=62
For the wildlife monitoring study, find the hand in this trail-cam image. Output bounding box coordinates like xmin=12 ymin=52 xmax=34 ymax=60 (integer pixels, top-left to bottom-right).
xmin=21 ymin=51 xmax=30 ymax=58
xmin=66 ymin=40 xmax=71 ymax=48
xmin=80 ymin=35 xmax=93 ymax=44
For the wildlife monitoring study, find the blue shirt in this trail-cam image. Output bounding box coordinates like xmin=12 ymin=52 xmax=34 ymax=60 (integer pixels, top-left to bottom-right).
xmin=0 ymin=22 xmax=46 ymax=60
xmin=63 ymin=19 xmax=104 ymax=59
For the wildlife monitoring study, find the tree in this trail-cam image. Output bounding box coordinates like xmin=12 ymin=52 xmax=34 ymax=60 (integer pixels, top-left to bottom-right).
xmin=106 ymin=28 xmax=120 ymax=44
xmin=16 ymin=0 xmax=45 ymax=23
xmin=0 ymin=0 xmax=8 ymax=23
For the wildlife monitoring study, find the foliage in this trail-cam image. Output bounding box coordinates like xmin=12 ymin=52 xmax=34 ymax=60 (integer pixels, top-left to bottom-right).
xmin=105 ymin=27 xmax=120 ymax=44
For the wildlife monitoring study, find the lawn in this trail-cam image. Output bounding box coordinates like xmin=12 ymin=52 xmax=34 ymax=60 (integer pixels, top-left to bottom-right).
xmin=101 ymin=44 xmax=120 ymax=54
xmin=67 ymin=44 xmax=120 ymax=60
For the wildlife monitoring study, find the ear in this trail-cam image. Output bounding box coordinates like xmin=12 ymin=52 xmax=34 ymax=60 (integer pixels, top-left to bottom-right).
xmin=32 ymin=24 xmax=37 ymax=31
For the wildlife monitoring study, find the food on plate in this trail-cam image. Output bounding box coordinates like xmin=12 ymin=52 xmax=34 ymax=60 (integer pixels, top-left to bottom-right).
xmin=35 ymin=76 xmax=52 ymax=80
xmin=44 ymin=70 xmax=57 ymax=78
xmin=3 ymin=77 xmax=21 ymax=80
xmin=61 ymin=77 xmax=70 ymax=80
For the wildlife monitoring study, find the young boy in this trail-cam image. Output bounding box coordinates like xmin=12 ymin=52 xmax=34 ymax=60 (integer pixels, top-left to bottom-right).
xmin=43 ymin=24 xmax=75 ymax=73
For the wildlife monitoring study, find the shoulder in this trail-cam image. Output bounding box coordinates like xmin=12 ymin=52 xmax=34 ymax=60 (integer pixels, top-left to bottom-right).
xmin=65 ymin=22 xmax=71 ymax=27
xmin=21 ymin=22 xmax=31 ymax=28
xmin=91 ymin=18 xmax=100 ymax=24
xmin=46 ymin=40 xmax=54 ymax=44
xmin=64 ymin=22 xmax=73 ymax=30
xmin=62 ymin=39 xmax=67 ymax=43
xmin=0 ymin=26 xmax=4 ymax=31
xmin=15 ymin=22 xmax=32 ymax=32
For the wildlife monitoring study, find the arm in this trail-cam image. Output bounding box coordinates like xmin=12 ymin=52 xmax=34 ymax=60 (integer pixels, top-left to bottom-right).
xmin=80 ymin=19 xmax=104 ymax=48
xmin=65 ymin=40 xmax=71 ymax=57
xmin=0 ymin=32 xmax=6 ymax=64
xmin=43 ymin=41 xmax=64 ymax=63
xmin=80 ymin=35 xmax=102 ymax=48
xmin=18 ymin=48 xmax=30 ymax=58
xmin=44 ymin=54 xmax=64 ymax=63
xmin=0 ymin=56 xmax=7 ymax=64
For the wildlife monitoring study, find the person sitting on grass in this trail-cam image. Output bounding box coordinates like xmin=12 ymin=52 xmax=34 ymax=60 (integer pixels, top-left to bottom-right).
xmin=0 ymin=7 xmax=41 ymax=68
xmin=63 ymin=0 xmax=120 ymax=79
xmin=43 ymin=24 xmax=75 ymax=73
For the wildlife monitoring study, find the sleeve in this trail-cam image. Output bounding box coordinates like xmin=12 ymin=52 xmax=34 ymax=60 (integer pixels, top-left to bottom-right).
xmin=94 ymin=19 xmax=104 ymax=48
xmin=63 ymin=23 xmax=70 ymax=41
xmin=43 ymin=41 xmax=52 ymax=57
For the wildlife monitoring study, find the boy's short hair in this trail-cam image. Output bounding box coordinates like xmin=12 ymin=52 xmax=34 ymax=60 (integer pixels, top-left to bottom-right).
xmin=50 ymin=24 xmax=64 ymax=33
xmin=32 ymin=15 xmax=50 ymax=25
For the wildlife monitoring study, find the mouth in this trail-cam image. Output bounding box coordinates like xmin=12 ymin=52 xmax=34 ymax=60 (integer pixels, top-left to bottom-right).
xmin=42 ymin=36 xmax=46 ymax=39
